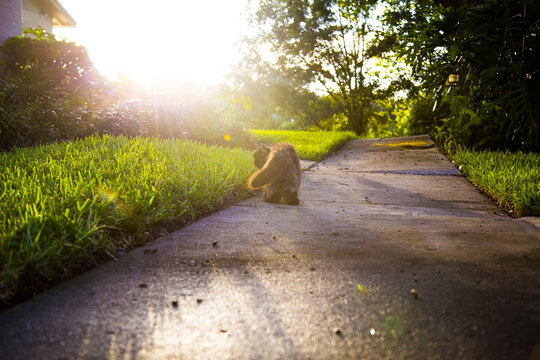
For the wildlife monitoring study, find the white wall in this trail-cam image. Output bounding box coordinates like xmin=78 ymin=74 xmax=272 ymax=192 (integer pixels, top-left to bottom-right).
xmin=0 ymin=0 xmax=23 ymax=44
xmin=22 ymin=0 xmax=53 ymax=32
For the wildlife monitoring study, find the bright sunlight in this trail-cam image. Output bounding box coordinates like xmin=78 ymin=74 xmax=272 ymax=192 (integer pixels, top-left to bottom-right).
xmin=54 ymin=0 xmax=251 ymax=85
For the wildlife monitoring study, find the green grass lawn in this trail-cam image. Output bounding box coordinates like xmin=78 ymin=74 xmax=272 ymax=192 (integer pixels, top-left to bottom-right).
xmin=445 ymin=145 xmax=540 ymax=217
xmin=1 ymin=130 xmax=357 ymax=308
xmin=247 ymin=130 xmax=357 ymax=161
xmin=4 ymin=128 xmax=536 ymax=308
xmin=0 ymin=135 xmax=255 ymax=307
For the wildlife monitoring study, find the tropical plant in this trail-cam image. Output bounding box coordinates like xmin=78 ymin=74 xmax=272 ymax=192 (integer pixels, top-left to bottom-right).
xmin=379 ymin=0 xmax=540 ymax=151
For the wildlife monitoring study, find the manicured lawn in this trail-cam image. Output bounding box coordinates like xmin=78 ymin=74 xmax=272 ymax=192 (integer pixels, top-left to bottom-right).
xmin=1 ymin=129 xmax=359 ymax=307
xmin=0 ymin=135 xmax=255 ymax=307
xmin=445 ymin=145 xmax=540 ymax=217
xmin=247 ymin=130 xmax=357 ymax=161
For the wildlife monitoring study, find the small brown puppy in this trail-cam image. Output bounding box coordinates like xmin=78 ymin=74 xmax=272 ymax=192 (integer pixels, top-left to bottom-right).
xmin=248 ymin=143 xmax=302 ymax=205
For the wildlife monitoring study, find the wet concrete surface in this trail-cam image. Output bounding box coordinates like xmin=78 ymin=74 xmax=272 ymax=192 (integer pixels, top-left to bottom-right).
xmin=1 ymin=135 xmax=539 ymax=359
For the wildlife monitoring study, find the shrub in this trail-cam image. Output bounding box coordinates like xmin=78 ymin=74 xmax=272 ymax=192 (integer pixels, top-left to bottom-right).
xmin=0 ymin=28 xmax=258 ymax=151
xmin=0 ymin=28 xmax=151 ymax=151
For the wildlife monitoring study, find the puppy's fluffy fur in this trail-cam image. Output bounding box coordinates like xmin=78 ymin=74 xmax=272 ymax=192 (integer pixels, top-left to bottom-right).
xmin=248 ymin=143 xmax=302 ymax=205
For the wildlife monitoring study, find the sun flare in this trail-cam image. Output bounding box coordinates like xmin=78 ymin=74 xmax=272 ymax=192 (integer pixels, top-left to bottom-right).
xmin=54 ymin=0 xmax=250 ymax=85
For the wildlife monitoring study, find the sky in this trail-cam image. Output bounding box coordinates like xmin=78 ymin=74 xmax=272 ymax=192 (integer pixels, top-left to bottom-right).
xmin=54 ymin=0 xmax=252 ymax=85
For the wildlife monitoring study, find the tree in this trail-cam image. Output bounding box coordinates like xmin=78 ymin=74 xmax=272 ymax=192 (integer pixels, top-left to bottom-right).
xmin=378 ymin=0 xmax=540 ymax=151
xmin=230 ymin=59 xmax=336 ymax=130
xmin=240 ymin=0 xmax=381 ymax=135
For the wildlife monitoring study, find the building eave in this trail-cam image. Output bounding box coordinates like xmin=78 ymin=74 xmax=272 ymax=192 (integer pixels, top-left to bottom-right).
xmin=35 ymin=0 xmax=76 ymax=27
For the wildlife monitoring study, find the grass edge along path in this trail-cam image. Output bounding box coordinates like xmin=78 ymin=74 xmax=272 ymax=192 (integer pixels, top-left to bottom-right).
xmin=0 ymin=135 xmax=256 ymax=309
xmin=444 ymin=144 xmax=540 ymax=217
xmin=247 ymin=130 xmax=357 ymax=161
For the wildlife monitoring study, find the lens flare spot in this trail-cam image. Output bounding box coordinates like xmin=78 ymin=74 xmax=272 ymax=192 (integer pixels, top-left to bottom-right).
xmin=231 ymin=95 xmax=253 ymax=110
xmin=98 ymin=187 xmax=117 ymax=203
xmin=356 ymin=283 xmax=366 ymax=294
xmin=383 ymin=315 xmax=405 ymax=339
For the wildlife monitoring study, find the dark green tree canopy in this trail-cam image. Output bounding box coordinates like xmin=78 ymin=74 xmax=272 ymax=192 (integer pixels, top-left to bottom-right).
xmin=378 ymin=0 xmax=539 ymax=150
xmin=240 ymin=0 xmax=383 ymax=135
xmin=239 ymin=0 xmax=538 ymax=150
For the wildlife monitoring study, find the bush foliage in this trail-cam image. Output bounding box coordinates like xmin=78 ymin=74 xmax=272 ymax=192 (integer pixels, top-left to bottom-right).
xmin=381 ymin=0 xmax=540 ymax=151
xmin=0 ymin=28 xmax=254 ymax=151
xmin=0 ymin=28 xmax=155 ymax=150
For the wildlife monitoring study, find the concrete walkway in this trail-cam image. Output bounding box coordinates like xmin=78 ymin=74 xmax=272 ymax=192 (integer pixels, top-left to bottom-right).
xmin=1 ymin=135 xmax=539 ymax=360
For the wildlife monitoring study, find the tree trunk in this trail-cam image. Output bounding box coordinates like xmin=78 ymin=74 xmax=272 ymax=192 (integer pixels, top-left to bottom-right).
xmin=347 ymin=107 xmax=367 ymax=136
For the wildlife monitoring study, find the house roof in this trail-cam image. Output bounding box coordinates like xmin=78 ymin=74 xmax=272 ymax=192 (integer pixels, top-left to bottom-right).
xmin=35 ymin=0 xmax=76 ymax=27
